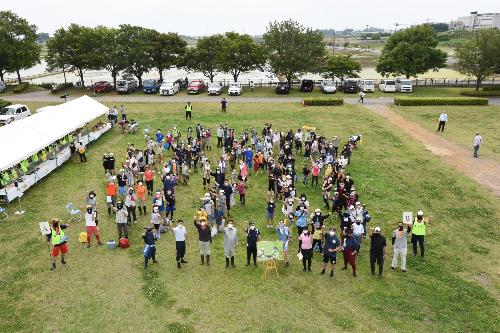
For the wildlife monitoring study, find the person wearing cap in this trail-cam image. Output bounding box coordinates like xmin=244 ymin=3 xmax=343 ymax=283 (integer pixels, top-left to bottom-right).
xmin=411 ymin=210 xmax=431 ymax=257
xmin=391 ymin=223 xmax=412 ymax=272
xmin=172 ymin=220 xmax=188 ymax=268
xmin=125 ymin=187 xmax=137 ymax=225
xmin=105 ymin=179 xmax=117 ymax=215
xmin=135 ymin=182 xmax=147 ymax=216
xmin=320 ymin=227 xmax=341 ymax=277
xmin=298 ymin=226 xmax=313 ymax=272
xmin=369 ymin=227 xmax=387 ymax=276
xmin=103 ymin=153 xmax=110 ymax=175
xmin=473 ymin=132 xmax=482 ymax=158
xmin=223 ymin=220 xmax=238 ymax=268
xmin=341 ymin=229 xmax=360 ymax=277
xmin=194 ymin=216 xmax=212 ymax=265
xmin=276 ymin=220 xmax=291 ymax=267
xmin=113 ymin=201 xmax=129 ymax=239
xmin=352 ymin=216 xmax=365 ymax=251
xmin=84 ymin=205 xmax=103 ymax=248
xmin=294 ymin=205 xmax=309 ymax=236
xmin=143 ymin=224 xmax=158 ymax=269
xmin=245 ymin=221 xmax=260 ymax=266
xmin=46 ymin=218 xmax=69 ymax=271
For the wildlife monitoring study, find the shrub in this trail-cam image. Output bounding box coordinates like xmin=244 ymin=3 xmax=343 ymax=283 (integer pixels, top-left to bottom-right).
xmin=37 ymin=82 xmax=55 ymax=90
xmin=394 ymin=97 xmax=488 ymax=106
xmin=0 ymin=99 xmax=11 ymax=110
xmin=482 ymin=86 xmax=500 ymax=91
xmin=460 ymin=90 xmax=500 ymax=97
xmin=50 ymin=82 xmax=73 ymax=94
xmin=13 ymin=82 xmax=29 ymax=94
xmin=303 ymin=98 xmax=344 ymax=106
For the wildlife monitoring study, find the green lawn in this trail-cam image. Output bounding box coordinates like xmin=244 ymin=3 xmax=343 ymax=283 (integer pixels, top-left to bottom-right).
xmin=393 ymin=105 xmax=500 ymax=161
xmin=0 ymin=102 xmax=499 ymax=333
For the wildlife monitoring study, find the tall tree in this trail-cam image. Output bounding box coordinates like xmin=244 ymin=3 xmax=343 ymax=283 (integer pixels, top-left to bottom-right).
xmin=263 ymin=19 xmax=326 ymax=86
xmin=218 ymin=32 xmax=266 ymax=82
xmin=456 ymin=28 xmax=500 ymax=90
xmin=150 ymin=31 xmax=187 ymax=82
xmin=117 ymin=25 xmax=154 ymax=87
xmin=322 ymin=55 xmax=361 ymax=81
xmin=93 ymin=26 xmax=126 ymax=87
xmin=0 ymin=11 xmax=40 ymax=83
xmin=376 ymin=24 xmax=447 ymax=79
xmin=183 ymin=34 xmax=224 ymax=83
xmin=46 ymin=24 xmax=99 ymax=87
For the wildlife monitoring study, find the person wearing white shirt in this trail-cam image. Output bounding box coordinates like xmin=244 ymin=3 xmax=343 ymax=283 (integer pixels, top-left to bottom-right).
xmin=437 ymin=112 xmax=448 ymax=132
xmin=172 ymin=220 xmax=188 ymax=268
xmin=473 ymin=132 xmax=482 ymax=158
xmin=84 ymin=205 xmax=103 ymax=248
xmin=352 ymin=217 xmax=365 ymax=252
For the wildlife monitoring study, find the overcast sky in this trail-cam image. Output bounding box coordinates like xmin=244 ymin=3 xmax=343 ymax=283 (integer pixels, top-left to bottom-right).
xmin=2 ymin=1 xmax=498 ymax=35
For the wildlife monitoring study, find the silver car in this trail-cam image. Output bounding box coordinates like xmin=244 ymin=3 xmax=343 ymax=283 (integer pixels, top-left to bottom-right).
xmin=207 ymin=82 xmax=223 ymax=95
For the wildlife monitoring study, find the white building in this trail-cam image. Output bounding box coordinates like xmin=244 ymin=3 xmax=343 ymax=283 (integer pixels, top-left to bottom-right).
xmin=450 ymin=12 xmax=500 ymax=30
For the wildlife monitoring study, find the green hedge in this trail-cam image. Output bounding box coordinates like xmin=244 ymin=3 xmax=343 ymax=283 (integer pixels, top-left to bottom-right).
xmin=13 ymin=82 xmax=29 ymax=94
xmin=303 ymin=98 xmax=344 ymax=106
xmin=482 ymin=86 xmax=500 ymax=91
xmin=37 ymin=82 xmax=55 ymax=90
xmin=50 ymin=82 xmax=73 ymax=94
xmin=394 ymin=97 xmax=488 ymax=106
xmin=460 ymin=90 xmax=500 ymax=97
xmin=0 ymin=99 xmax=11 ymax=110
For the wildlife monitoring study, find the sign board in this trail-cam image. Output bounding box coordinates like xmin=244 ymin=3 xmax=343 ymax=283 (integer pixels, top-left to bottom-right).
xmin=257 ymin=241 xmax=283 ymax=262
xmin=39 ymin=221 xmax=51 ymax=235
xmin=403 ymin=212 xmax=413 ymax=225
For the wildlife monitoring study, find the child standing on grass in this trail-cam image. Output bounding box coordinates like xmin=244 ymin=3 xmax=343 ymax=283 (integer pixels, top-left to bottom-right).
xmin=237 ymin=181 xmax=246 ymax=205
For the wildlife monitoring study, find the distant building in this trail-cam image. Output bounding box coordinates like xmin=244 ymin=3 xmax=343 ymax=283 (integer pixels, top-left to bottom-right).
xmin=450 ymin=12 xmax=500 ymax=30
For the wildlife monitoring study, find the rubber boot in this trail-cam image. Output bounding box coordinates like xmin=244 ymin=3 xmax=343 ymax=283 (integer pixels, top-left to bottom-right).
xmin=231 ymin=256 xmax=236 ymax=268
xmin=206 ymin=255 xmax=210 ymax=265
xmin=200 ymin=255 xmax=205 ymax=265
xmin=225 ymin=257 xmax=229 ymax=268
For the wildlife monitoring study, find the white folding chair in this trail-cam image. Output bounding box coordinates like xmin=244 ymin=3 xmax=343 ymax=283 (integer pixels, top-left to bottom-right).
xmin=65 ymin=203 xmax=82 ymax=223
xmin=0 ymin=206 xmax=7 ymax=221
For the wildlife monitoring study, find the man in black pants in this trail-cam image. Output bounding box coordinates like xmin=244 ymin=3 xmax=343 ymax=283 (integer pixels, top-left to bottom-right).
xmin=172 ymin=220 xmax=188 ymax=268
xmin=245 ymin=222 xmax=260 ymax=266
xmin=369 ymin=226 xmax=387 ymax=277
xmin=185 ymin=102 xmax=192 ymax=120
xmin=221 ymin=98 xmax=227 ymax=113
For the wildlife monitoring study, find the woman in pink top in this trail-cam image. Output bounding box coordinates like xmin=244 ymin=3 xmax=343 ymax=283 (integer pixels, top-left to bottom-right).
xmin=311 ymin=163 xmax=320 ymax=187
xmin=298 ymin=227 xmax=313 ymax=272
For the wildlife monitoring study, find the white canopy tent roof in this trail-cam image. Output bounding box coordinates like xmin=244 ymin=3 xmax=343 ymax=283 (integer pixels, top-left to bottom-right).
xmin=0 ymin=96 xmax=108 ymax=171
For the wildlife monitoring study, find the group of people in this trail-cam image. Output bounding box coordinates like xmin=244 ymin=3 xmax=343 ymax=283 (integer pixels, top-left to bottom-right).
xmin=46 ymin=103 xmax=432 ymax=278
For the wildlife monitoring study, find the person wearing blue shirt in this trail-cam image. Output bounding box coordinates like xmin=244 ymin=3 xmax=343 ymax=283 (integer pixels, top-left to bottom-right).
xmin=155 ymin=130 xmax=164 ymax=144
xmin=294 ymin=206 xmax=308 ymax=235
xmin=342 ymin=230 xmax=360 ymax=277
xmin=276 ymin=221 xmax=291 ymax=267
xmin=320 ymin=227 xmax=341 ymax=277
xmin=244 ymin=147 xmax=253 ymax=169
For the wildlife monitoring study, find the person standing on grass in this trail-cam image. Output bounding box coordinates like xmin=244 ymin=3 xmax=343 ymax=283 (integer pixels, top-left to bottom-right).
xmin=221 ymin=98 xmax=228 ymax=113
xmin=172 ymin=219 xmax=188 ymax=268
xmin=342 ymin=229 xmax=360 ymax=277
xmin=151 ymin=206 xmax=162 ymax=239
xmin=294 ymin=205 xmax=308 ymax=236
xmin=113 ymin=201 xmax=129 ymax=239
xmin=125 ymin=187 xmax=137 ymax=225
xmin=105 ymin=179 xmax=117 ymax=215
xmin=135 ymin=182 xmax=147 ymax=216
xmin=352 ymin=217 xmax=365 ymax=253
xmin=298 ymin=226 xmax=313 ymax=272
xmin=143 ymin=166 xmax=155 ymax=196
xmin=84 ymin=205 xmax=103 ymax=248
xmin=473 ymin=132 xmax=482 ymax=158
xmin=194 ymin=216 xmax=212 ymax=265
xmin=223 ymin=220 xmax=238 ymax=268
xmin=411 ymin=210 xmax=431 ymax=257
xmin=245 ymin=221 xmax=260 ymax=267
xmin=47 ymin=218 xmax=69 ymax=272
xmin=237 ymin=180 xmax=245 ymax=205
xmin=357 ymin=90 xmax=365 ymax=103
xmin=276 ymin=220 xmax=291 ymax=267
xmin=185 ymin=102 xmax=193 ymax=121
xmin=391 ymin=222 xmax=411 ymax=273
xmin=266 ymin=198 xmax=276 ymax=228
xmin=143 ymin=224 xmax=158 ymax=269
xmin=369 ymin=226 xmax=387 ymax=277
xmin=437 ymin=112 xmax=448 ymax=132
xmin=120 ymin=105 xmax=126 ymax=121
xmin=78 ymin=141 xmax=87 ymax=163
xmin=320 ymin=227 xmax=341 ymax=277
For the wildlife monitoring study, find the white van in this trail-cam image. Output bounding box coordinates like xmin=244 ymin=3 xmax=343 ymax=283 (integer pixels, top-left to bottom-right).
xmin=359 ymin=79 xmax=375 ymax=92
xmin=116 ymin=78 xmax=138 ymax=94
xmin=396 ymin=78 xmax=413 ymax=93
xmin=379 ymin=79 xmax=396 ymax=93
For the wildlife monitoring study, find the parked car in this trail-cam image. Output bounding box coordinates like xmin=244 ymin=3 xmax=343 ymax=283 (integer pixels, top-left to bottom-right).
xmin=228 ymin=82 xmax=243 ymax=96
xmin=116 ymin=78 xmax=138 ymax=94
xmin=0 ymin=104 xmax=31 ymax=126
xmin=359 ymin=79 xmax=375 ymax=92
xmin=396 ymin=78 xmax=413 ymax=93
xmin=275 ymin=82 xmax=290 ymax=95
xmin=187 ymin=80 xmax=206 ymax=94
xmin=160 ymin=81 xmax=180 ymax=96
xmin=379 ymin=79 xmax=396 ymax=92
xmin=300 ymin=79 xmax=314 ymax=92
xmin=320 ymin=80 xmax=337 ymax=94
xmin=207 ymin=82 xmax=223 ymax=95
xmin=341 ymin=79 xmax=359 ymax=93
xmin=0 ymin=81 xmax=5 ymax=93
xmin=143 ymin=79 xmax=161 ymax=94
xmin=90 ymin=81 xmax=113 ymax=93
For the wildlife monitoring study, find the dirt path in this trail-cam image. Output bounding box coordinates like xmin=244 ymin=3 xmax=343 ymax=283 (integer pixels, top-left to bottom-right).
xmin=365 ymin=105 xmax=500 ymax=197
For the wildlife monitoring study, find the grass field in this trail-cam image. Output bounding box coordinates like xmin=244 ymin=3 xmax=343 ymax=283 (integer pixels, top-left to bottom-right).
xmin=0 ymin=102 xmax=499 ymax=333
xmin=394 ymin=105 xmax=500 ymax=161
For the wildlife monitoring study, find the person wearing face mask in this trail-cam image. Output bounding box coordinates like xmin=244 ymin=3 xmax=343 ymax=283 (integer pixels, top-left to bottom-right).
xmin=84 ymin=205 xmax=103 ymax=248
xmin=87 ymin=191 xmax=97 ymax=212
xmin=245 ymin=222 xmax=260 ymax=267
xmin=391 ymin=223 xmax=412 ymax=273
xmin=320 ymin=227 xmax=341 ymax=277
xmin=112 ymin=201 xmax=129 ymax=239
xmin=46 ymin=218 xmax=69 ymax=271
xmin=172 ymin=220 xmax=188 ymax=269
xmin=143 ymin=224 xmax=158 ymax=269
xmin=135 ymin=182 xmax=147 ymax=216
xmin=298 ymin=227 xmax=313 ymax=272
xmin=151 ymin=205 xmax=162 ymax=239
xmin=352 ymin=217 xmax=365 ymax=253
xmin=296 ymin=194 xmax=309 ymax=210
xmin=342 ymin=229 xmax=360 ymax=277
xmin=194 ymin=216 xmax=212 ymax=265
xmin=344 ymin=174 xmax=354 ymax=193
xmin=411 ymin=210 xmax=431 ymax=257
xmin=311 ymin=208 xmax=330 ymax=253
xmin=294 ymin=205 xmax=308 ymax=236
xmin=125 ymin=187 xmax=137 ymax=225
xmin=221 ymin=180 xmax=233 ymax=216
xmin=223 ymin=220 xmax=238 ymax=268
xmin=369 ymin=227 xmax=387 ymax=276
xmin=165 ymin=190 xmax=176 ymax=219
xmin=276 ymin=221 xmax=291 ymax=267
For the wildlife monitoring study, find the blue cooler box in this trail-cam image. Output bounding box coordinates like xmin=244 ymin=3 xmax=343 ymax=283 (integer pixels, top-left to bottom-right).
xmin=107 ymin=240 xmax=116 ymax=249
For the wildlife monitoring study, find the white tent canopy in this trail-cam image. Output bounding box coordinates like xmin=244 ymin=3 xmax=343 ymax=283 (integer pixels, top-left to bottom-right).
xmin=0 ymin=96 xmax=108 ymax=171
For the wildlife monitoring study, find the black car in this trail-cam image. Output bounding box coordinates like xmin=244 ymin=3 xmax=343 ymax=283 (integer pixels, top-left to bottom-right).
xmin=341 ymin=80 xmax=359 ymax=94
xmin=275 ymin=82 xmax=290 ymax=95
xmin=300 ymin=79 xmax=314 ymax=92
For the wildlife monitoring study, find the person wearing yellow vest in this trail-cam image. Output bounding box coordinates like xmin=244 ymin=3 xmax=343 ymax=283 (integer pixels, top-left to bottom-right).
xmin=46 ymin=218 xmax=69 ymax=271
xmin=184 ymin=102 xmax=192 ymax=121
xmin=78 ymin=141 xmax=87 ymax=163
xmin=411 ymin=210 xmax=431 ymax=257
